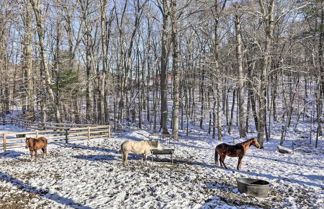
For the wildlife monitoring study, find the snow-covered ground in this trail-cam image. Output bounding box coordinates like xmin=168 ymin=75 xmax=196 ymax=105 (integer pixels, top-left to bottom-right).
xmin=0 ymin=125 xmax=323 ymax=209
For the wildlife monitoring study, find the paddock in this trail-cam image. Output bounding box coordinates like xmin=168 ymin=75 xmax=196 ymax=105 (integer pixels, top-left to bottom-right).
xmin=0 ymin=117 xmax=111 ymax=152
xmin=0 ymin=128 xmax=323 ymax=209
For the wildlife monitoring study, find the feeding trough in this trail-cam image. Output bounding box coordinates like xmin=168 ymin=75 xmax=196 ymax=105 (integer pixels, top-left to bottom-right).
xmin=236 ymin=178 xmax=270 ymax=198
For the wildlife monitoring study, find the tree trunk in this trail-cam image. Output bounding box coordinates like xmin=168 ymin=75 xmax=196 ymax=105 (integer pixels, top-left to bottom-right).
xmin=99 ymin=0 xmax=108 ymax=124
xmin=160 ymin=0 xmax=170 ymax=134
xmin=235 ymin=11 xmax=246 ymax=137
xmin=22 ymin=3 xmax=34 ymax=119
xmin=228 ymin=89 xmax=236 ymax=134
xmin=62 ymin=3 xmax=80 ymax=123
xmin=316 ymin=1 xmax=324 ymax=146
xmin=212 ymin=0 xmax=225 ymax=141
xmin=171 ymin=0 xmax=180 ymax=140
xmin=29 ymin=0 xmax=61 ymax=123
xmin=257 ymin=0 xmax=275 ymax=147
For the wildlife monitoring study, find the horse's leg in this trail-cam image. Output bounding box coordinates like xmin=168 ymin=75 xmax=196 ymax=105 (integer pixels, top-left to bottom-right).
xmin=220 ymin=155 xmax=227 ymax=169
xmin=122 ymin=151 xmax=126 ymax=165
xmin=237 ymin=156 xmax=243 ymax=170
xmin=31 ymin=151 xmax=36 ymax=161
xmin=143 ymin=154 xmax=147 ymax=165
xmin=121 ymin=151 xmax=124 ymax=164
xmin=215 ymin=150 xmax=219 ymax=166
xmin=42 ymin=148 xmax=46 ymax=158
xmin=35 ymin=150 xmax=38 ymax=161
xmin=219 ymin=154 xmax=224 ymax=168
xmin=30 ymin=151 xmax=33 ymax=161
xmin=123 ymin=152 xmax=129 ymax=165
xmin=219 ymin=155 xmax=223 ymax=167
xmin=44 ymin=145 xmax=48 ymax=157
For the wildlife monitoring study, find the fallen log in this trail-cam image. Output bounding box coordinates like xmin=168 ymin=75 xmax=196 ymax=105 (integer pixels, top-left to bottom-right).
xmin=277 ymin=145 xmax=294 ymax=154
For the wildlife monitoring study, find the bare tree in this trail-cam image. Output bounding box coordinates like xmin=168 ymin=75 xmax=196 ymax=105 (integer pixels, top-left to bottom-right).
xmin=0 ymin=1 xmax=11 ymax=114
xmin=22 ymin=2 xmax=34 ymax=119
xmin=234 ymin=3 xmax=247 ymax=137
xmin=158 ymin=0 xmax=171 ymax=134
xmin=257 ymin=0 xmax=275 ymax=147
xmin=211 ymin=0 xmax=227 ymax=141
xmin=29 ymin=0 xmax=62 ymax=123
xmin=171 ymin=0 xmax=180 ymax=139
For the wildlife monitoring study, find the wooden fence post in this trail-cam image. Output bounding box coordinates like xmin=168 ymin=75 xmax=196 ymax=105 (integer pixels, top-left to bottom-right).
xmin=108 ymin=126 xmax=111 ymax=138
xmin=3 ymin=134 xmax=6 ymax=152
xmin=36 ymin=130 xmax=39 ymax=138
xmin=65 ymin=129 xmax=69 ymax=143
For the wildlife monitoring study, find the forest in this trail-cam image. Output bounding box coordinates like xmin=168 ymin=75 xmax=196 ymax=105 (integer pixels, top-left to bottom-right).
xmin=0 ymin=0 xmax=323 ymax=147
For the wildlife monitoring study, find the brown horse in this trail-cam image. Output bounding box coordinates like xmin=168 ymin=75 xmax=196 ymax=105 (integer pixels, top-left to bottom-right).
xmin=215 ymin=138 xmax=260 ymax=170
xmin=25 ymin=137 xmax=48 ymax=161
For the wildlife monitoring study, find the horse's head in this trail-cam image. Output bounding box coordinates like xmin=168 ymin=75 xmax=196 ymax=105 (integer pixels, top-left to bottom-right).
xmin=150 ymin=141 xmax=162 ymax=150
xmin=25 ymin=137 xmax=36 ymax=149
xmin=25 ymin=137 xmax=32 ymax=149
xmin=251 ymin=138 xmax=261 ymax=148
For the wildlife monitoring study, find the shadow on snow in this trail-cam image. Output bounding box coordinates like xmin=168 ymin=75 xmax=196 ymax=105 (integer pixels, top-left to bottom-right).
xmin=0 ymin=150 xmax=26 ymax=159
xmin=73 ymin=154 xmax=117 ymax=161
xmin=248 ymin=154 xmax=324 ymax=170
xmin=0 ymin=172 xmax=93 ymax=209
xmin=52 ymin=142 xmax=119 ymax=155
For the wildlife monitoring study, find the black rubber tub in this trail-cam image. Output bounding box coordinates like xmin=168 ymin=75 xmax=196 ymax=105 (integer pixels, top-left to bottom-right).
xmin=236 ymin=178 xmax=270 ymax=198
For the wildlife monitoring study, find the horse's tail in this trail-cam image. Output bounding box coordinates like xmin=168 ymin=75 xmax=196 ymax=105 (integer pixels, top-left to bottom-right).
xmin=120 ymin=142 xmax=129 ymax=165
xmin=120 ymin=142 xmax=125 ymax=158
xmin=43 ymin=137 xmax=48 ymax=155
xmin=215 ymin=148 xmax=219 ymax=166
xmin=120 ymin=143 xmax=123 ymax=153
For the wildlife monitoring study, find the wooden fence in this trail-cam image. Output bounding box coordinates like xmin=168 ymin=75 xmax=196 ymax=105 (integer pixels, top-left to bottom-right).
xmin=0 ymin=116 xmax=98 ymax=130
xmin=0 ymin=117 xmax=111 ymax=152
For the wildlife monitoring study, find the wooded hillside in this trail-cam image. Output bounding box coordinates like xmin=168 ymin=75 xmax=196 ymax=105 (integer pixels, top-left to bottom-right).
xmin=0 ymin=0 xmax=322 ymax=146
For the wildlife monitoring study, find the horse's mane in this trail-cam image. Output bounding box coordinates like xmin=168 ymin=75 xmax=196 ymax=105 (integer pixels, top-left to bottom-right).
xmin=26 ymin=137 xmax=47 ymax=146
xmin=236 ymin=138 xmax=256 ymax=145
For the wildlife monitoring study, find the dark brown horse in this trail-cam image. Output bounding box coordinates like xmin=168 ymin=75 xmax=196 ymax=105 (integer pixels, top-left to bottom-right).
xmin=215 ymin=138 xmax=260 ymax=170
xmin=25 ymin=137 xmax=48 ymax=161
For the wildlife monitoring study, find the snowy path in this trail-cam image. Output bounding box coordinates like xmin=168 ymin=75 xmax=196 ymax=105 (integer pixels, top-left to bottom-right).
xmin=0 ymin=127 xmax=323 ymax=209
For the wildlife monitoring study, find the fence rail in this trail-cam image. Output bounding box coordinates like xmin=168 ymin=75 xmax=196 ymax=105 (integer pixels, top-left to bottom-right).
xmin=0 ymin=116 xmax=101 ymax=130
xmin=0 ymin=117 xmax=111 ymax=152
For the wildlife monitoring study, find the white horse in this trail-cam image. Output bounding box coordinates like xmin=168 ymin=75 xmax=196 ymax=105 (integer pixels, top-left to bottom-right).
xmin=121 ymin=140 xmax=162 ymax=165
